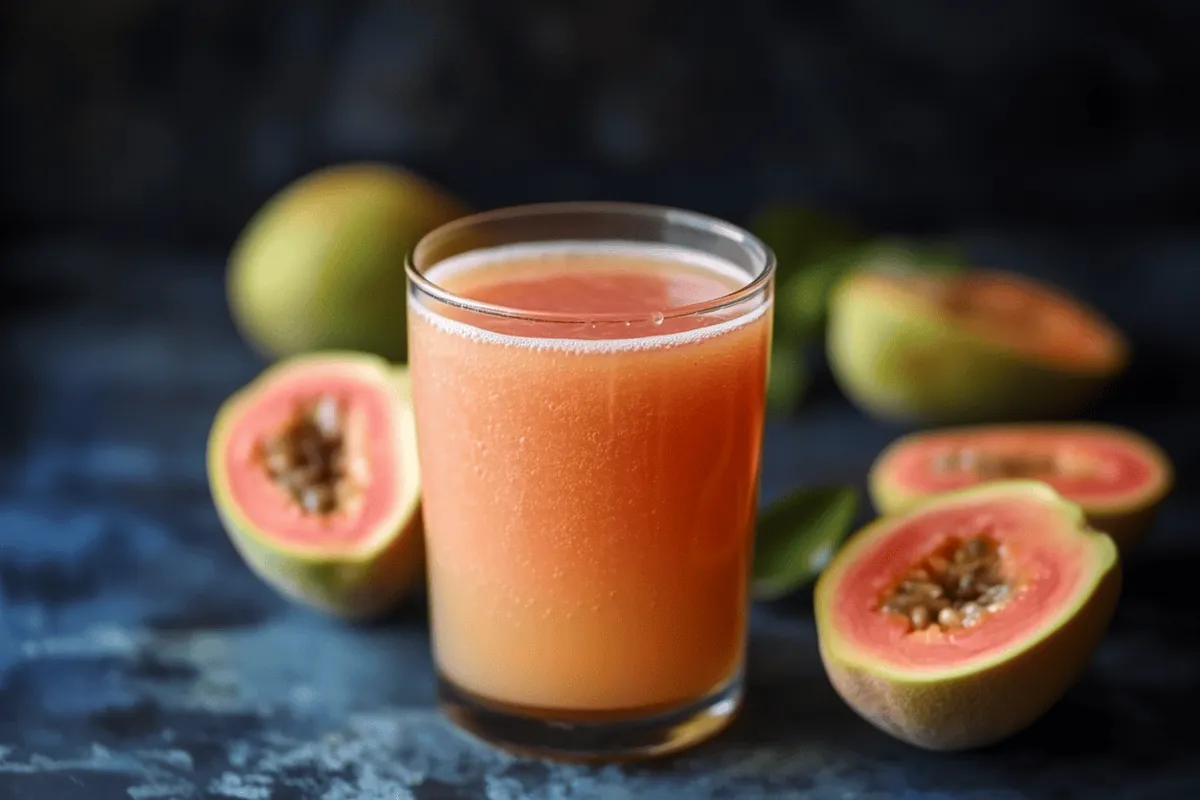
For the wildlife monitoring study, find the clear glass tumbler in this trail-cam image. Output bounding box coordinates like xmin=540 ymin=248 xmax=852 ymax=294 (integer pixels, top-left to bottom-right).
xmin=405 ymin=202 xmax=775 ymax=761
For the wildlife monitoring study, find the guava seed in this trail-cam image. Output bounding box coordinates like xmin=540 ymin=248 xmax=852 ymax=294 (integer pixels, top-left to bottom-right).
xmin=259 ymin=394 xmax=357 ymax=515
xmin=931 ymin=447 xmax=1106 ymax=482
xmin=880 ymin=534 xmax=1013 ymax=632
xmin=934 ymin=449 xmax=1060 ymax=479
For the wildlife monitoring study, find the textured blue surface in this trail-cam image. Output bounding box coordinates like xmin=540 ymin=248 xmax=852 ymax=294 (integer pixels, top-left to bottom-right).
xmin=1 ymin=239 xmax=1198 ymax=799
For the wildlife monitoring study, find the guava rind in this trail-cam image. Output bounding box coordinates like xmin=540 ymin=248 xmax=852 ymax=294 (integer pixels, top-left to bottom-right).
xmin=814 ymin=481 xmax=1121 ymax=751
xmin=825 ymin=270 xmax=1128 ymax=425
xmin=868 ymin=424 xmax=1174 ymax=554
xmin=228 ymin=163 xmax=467 ymax=363
xmin=1081 ymin=505 xmax=1160 ymax=557
xmin=206 ymin=351 xmax=424 ymax=619
xmin=213 ymin=498 xmax=424 ymax=619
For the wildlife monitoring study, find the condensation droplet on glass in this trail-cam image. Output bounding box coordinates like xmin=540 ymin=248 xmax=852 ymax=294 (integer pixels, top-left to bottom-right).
xmin=650 ymin=311 xmax=664 ymax=326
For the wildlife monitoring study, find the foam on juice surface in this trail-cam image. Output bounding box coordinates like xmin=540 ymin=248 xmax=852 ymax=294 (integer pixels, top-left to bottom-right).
xmin=409 ymin=241 xmax=771 ymax=353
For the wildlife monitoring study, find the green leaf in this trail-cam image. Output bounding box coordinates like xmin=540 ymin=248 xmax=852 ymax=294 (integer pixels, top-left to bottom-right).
xmin=751 ymin=206 xmax=866 ymax=285
xmin=854 ymin=238 xmax=971 ymax=275
xmin=753 ymin=206 xmax=973 ymax=354
xmin=752 ymin=205 xmax=868 ymax=352
xmin=765 ymin=345 xmax=810 ymax=417
xmin=752 ymin=485 xmax=859 ymax=601
xmin=775 ymin=257 xmax=857 ymax=341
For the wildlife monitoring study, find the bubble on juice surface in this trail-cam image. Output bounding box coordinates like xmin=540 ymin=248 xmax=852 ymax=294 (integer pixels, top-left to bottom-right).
xmin=651 ymin=311 xmax=665 ymax=325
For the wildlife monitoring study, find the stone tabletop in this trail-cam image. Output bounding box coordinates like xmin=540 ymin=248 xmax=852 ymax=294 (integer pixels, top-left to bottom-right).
xmin=1 ymin=238 xmax=1198 ymax=799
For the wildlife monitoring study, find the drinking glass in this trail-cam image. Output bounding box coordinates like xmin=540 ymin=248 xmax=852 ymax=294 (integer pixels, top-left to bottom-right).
xmin=405 ymin=202 xmax=775 ymax=760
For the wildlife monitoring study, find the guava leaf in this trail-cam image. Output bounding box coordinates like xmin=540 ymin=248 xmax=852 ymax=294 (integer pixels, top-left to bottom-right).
xmin=854 ymin=237 xmax=971 ymax=275
xmin=752 ymin=485 xmax=859 ymax=601
xmin=753 ymin=206 xmax=972 ymax=347
xmin=775 ymin=257 xmax=857 ymax=341
xmin=766 ymin=345 xmax=810 ymax=417
xmin=751 ymin=205 xmax=866 ymax=286
xmin=751 ymin=206 xmax=859 ymax=342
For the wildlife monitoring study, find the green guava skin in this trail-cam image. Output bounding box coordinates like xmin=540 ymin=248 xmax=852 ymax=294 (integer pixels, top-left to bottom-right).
xmin=825 ymin=272 xmax=1128 ymax=425
xmin=228 ymin=164 xmax=468 ymax=363
xmin=815 ymin=481 xmax=1121 ymax=751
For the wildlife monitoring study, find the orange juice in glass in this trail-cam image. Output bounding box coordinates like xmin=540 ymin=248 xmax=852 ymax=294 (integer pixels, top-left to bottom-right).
xmin=406 ymin=203 xmax=774 ymax=760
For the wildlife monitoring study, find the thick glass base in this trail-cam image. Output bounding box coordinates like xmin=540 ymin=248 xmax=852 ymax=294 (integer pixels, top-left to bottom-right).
xmin=438 ymin=673 xmax=743 ymax=762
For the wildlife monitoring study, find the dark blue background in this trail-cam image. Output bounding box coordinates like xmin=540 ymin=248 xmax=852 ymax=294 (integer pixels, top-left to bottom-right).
xmin=4 ymin=0 xmax=1200 ymax=239
xmin=2 ymin=2 xmax=1198 ymax=797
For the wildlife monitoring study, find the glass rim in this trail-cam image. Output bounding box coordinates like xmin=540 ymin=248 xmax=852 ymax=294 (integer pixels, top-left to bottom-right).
xmin=405 ymin=201 xmax=776 ymax=325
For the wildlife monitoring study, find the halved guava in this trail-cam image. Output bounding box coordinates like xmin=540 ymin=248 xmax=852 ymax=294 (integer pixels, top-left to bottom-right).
xmin=870 ymin=423 xmax=1173 ymax=554
xmin=814 ymin=480 xmax=1120 ymax=751
xmin=826 ymin=266 xmax=1130 ymax=424
xmin=206 ymin=351 xmax=424 ymax=618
